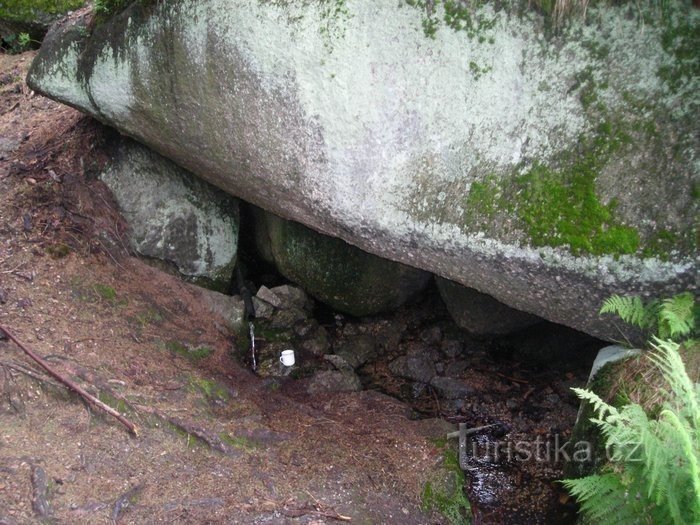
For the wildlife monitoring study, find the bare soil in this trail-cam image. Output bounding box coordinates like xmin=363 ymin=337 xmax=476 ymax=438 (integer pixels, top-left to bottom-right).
xmin=0 ymin=51 xmax=450 ymax=524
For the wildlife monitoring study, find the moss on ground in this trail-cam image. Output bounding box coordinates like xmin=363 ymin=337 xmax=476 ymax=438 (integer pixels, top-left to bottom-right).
xmin=189 ymin=377 xmax=230 ymax=403
xmin=165 ymin=340 xmax=214 ymax=361
xmin=421 ymin=445 xmax=471 ymax=524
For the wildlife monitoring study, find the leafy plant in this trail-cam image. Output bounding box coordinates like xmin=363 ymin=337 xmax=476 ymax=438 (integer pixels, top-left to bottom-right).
xmin=1 ymin=32 xmax=35 ymax=53
xmin=600 ymin=292 xmax=697 ymax=342
xmin=562 ymin=338 xmax=699 ymax=524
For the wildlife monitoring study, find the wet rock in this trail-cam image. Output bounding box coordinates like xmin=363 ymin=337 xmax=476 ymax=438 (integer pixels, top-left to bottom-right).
xmin=445 ymin=360 xmax=469 ymax=378
xmin=374 ymin=320 xmax=406 ymax=352
xmin=256 ymin=342 xmax=295 ymax=378
xmin=255 ymin=210 xmax=430 ymax=316
xmin=255 ymin=285 xmax=283 ymax=309
xmin=307 ymin=370 xmax=362 ymax=394
xmin=199 ymin=290 xmax=246 ymax=334
xmin=251 ymin=296 xmax=274 ymax=320
xmin=101 ymin=139 xmax=239 ymax=291
xmin=293 ymin=320 xmax=315 ymax=338
xmin=323 ymin=354 xmax=354 ymax=372
xmin=437 ymin=278 xmax=541 ymax=337
xmin=441 ymin=339 xmax=464 ymax=358
xmin=270 ymin=307 xmax=307 ymax=330
xmin=430 ymin=377 xmax=474 ymax=399
xmin=298 ymin=324 xmax=330 ymax=356
xmin=420 ymin=326 xmax=442 ymax=345
xmin=389 ymin=355 xmax=436 ymax=384
xmin=268 ymin=284 xmax=312 ymax=311
xmin=335 ymin=334 xmax=377 ymax=369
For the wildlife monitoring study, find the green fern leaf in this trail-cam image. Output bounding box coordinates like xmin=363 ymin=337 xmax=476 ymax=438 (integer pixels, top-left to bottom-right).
xmin=658 ymin=293 xmax=696 ymax=340
xmin=600 ymin=295 xmax=647 ymax=328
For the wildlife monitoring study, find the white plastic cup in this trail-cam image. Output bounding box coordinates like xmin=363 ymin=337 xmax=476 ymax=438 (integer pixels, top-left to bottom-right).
xmin=280 ymin=349 xmax=295 ymax=367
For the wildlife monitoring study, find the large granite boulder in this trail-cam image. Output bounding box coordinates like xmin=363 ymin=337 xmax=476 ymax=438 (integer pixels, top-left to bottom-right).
xmin=27 ymin=0 xmax=698 ymax=341
xmin=101 ymin=139 xmax=239 ymax=290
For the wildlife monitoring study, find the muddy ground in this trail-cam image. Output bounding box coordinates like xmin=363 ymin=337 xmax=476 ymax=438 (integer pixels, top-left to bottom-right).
xmin=0 ymin=51 xmax=597 ymax=524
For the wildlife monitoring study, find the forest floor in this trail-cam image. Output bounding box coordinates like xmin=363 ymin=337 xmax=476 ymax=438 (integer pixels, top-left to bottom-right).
xmin=0 ymin=51 xmax=454 ymax=524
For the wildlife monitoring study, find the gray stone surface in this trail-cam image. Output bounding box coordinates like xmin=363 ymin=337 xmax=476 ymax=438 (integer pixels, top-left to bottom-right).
xmin=441 ymin=340 xmax=464 ymax=359
xmin=27 ymin=1 xmax=699 ymax=341
xmin=199 ymin=290 xmax=246 ymax=335
xmin=335 ymin=334 xmax=377 ymax=369
xmin=255 ymin=286 xmax=283 ymax=309
xmin=307 ymin=370 xmax=362 ymax=394
xmin=255 ymin=211 xmax=431 ymax=316
xmin=298 ymin=325 xmax=331 ymax=356
xmin=389 ymin=355 xmax=437 ymax=384
xmin=430 ymin=377 xmax=474 ymax=399
xmin=251 ymin=296 xmax=274 ymax=320
xmin=323 ymin=354 xmax=354 ymax=373
xmin=100 ymin=139 xmax=238 ymax=289
xmin=437 ymin=278 xmax=542 ymax=337
xmin=268 ymin=284 xmax=313 ymax=312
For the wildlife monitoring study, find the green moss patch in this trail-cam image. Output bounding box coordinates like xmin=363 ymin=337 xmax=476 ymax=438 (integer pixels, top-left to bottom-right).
xmin=465 ymin=119 xmax=641 ymax=257
xmin=189 ymin=377 xmax=230 ymax=403
xmin=218 ymin=432 xmax=260 ymax=451
xmin=421 ymin=446 xmax=471 ymax=524
xmin=165 ymin=341 xmax=214 ymax=361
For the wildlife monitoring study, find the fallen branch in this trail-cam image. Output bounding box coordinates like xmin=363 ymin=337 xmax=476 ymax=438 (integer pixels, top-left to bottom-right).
xmin=0 ymin=360 xmax=63 ymax=388
xmin=0 ymin=324 xmax=139 ymax=436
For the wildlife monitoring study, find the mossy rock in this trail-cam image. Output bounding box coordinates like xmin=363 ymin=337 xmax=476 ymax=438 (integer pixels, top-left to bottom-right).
xmin=255 ymin=210 xmax=430 ymax=317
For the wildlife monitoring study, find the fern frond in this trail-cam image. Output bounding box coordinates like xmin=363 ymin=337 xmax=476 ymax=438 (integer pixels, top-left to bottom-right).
xmin=562 ymin=473 xmax=642 ymax=525
xmin=571 ymin=387 xmax=619 ymax=421
xmin=648 ymin=338 xmax=699 ymax=430
xmin=565 ymin=329 xmax=700 ymax=524
xmin=658 ymin=293 xmax=696 ymax=340
xmin=600 ymin=295 xmax=650 ymax=329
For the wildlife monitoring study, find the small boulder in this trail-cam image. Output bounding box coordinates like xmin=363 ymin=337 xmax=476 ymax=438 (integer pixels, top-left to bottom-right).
xmin=255 ymin=210 xmax=430 ymax=316
xmin=437 ymin=278 xmax=541 ymax=337
xmin=251 ymin=296 xmax=274 ymax=320
xmin=389 ymin=355 xmax=436 ymax=384
xmin=323 ymin=354 xmax=354 ymax=372
xmin=255 ymin=285 xmax=283 ymax=308
xmin=335 ymin=334 xmax=377 ymax=369
xmin=199 ymin=290 xmax=246 ymax=335
xmin=430 ymin=377 xmax=473 ymax=399
xmin=441 ymin=340 xmax=464 ymax=358
xmin=101 ymin=139 xmax=239 ymax=291
xmin=268 ymin=284 xmax=313 ymax=311
xmin=298 ymin=324 xmax=331 ymax=356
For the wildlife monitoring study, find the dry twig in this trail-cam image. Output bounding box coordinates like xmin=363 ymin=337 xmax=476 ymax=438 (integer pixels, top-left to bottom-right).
xmin=0 ymin=324 xmax=139 ymax=436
